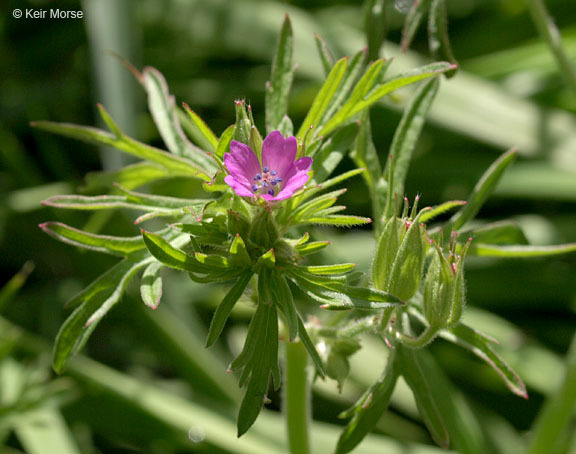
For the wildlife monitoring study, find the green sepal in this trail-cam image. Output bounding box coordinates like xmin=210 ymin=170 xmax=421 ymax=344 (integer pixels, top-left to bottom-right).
xmin=248 ymin=209 xmax=279 ymax=250
xmin=229 ymin=234 xmax=252 ymax=268
xmin=217 ymin=125 xmax=235 ymax=158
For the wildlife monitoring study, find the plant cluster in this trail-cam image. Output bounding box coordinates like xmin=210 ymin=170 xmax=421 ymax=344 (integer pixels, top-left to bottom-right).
xmin=34 ymin=10 xmax=576 ymax=453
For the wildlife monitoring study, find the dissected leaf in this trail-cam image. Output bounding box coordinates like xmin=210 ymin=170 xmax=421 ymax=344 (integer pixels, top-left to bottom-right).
xmin=206 ymin=272 xmax=253 ymax=347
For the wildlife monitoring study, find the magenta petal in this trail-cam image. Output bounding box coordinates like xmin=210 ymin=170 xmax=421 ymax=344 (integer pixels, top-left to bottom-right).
xmin=282 ymin=157 xmax=313 ymax=182
xmin=262 ymin=131 xmax=297 ymax=178
xmin=224 ymin=175 xmax=254 ymax=197
xmin=224 ymin=141 xmax=261 ymax=184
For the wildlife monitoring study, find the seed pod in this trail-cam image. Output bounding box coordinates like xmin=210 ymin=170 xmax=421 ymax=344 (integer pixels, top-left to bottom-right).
xmin=372 ymin=197 xmax=429 ymax=301
xmin=423 ymin=236 xmax=471 ymax=328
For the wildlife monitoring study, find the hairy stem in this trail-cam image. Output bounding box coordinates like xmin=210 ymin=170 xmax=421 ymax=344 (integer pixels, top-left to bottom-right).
xmin=395 ymin=324 xmax=439 ymax=348
xmin=284 ymin=341 xmax=311 ymax=454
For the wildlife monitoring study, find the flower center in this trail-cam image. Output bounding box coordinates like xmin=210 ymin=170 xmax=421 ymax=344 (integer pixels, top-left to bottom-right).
xmin=251 ymin=166 xmax=283 ymax=196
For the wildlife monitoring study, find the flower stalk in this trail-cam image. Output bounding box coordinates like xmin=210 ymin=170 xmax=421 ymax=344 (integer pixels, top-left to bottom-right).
xmin=284 ymin=340 xmax=311 ymax=454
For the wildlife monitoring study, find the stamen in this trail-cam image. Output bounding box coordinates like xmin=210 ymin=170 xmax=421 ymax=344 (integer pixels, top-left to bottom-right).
xmin=270 ymin=170 xmax=277 ymax=176
xmin=271 ymin=180 xmax=278 ymax=186
xmin=254 ymin=174 xmax=262 ymax=181
xmin=268 ymin=189 xmax=274 ymax=195
xmin=252 ymin=184 xmax=259 ymax=192
xmin=262 ymin=181 xmax=268 ymax=188
xmin=263 ymin=166 xmax=270 ymax=173
xmin=276 ymin=177 xmax=282 ymax=182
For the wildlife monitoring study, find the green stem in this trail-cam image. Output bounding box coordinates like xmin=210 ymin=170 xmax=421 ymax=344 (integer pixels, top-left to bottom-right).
xmin=395 ymin=324 xmax=439 ymax=348
xmin=525 ymin=0 xmax=576 ymax=95
xmin=284 ymin=341 xmax=311 ymax=454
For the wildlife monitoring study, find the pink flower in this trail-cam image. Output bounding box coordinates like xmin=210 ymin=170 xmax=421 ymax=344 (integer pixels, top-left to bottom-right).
xmin=223 ymin=131 xmax=313 ymax=201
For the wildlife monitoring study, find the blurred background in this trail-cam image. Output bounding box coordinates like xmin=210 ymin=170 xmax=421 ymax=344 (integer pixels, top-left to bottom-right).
xmin=1 ymin=0 xmax=575 ymax=452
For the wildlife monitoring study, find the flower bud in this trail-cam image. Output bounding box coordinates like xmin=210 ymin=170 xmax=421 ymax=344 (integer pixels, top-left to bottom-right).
xmin=423 ymin=234 xmax=471 ymax=328
xmin=372 ymin=197 xmax=428 ymax=301
xmin=233 ymin=99 xmax=252 ymax=146
xmin=325 ymin=338 xmax=361 ymax=392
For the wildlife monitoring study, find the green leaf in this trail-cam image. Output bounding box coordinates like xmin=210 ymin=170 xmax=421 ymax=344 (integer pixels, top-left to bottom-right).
xmin=351 ymin=111 xmax=384 ymax=224
xmin=428 ymin=0 xmax=458 ymax=77
xmin=311 ymin=123 xmax=359 ymax=184
xmin=306 ymin=215 xmax=372 ymax=227
xmin=298 ymin=263 xmax=356 ymax=275
xmin=321 ymin=59 xmax=390 ymax=136
xmin=321 ymin=49 xmax=367 ymax=124
xmin=365 ymin=0 xmax=387 ymax=62
xmin=469 ymin=242 xmax=576 ymax=258
xmin=314 ymin=33 xmax=335 ymax=76
xmin=450 ymin=148 xmax=518 ymax=230
xmin=42 ymin=194 xmax=206 ymax=220
xmin=342 ymin=286 xmax=404 ymax=304
xmin=32 ymin=118 xmax=212 ymax=180
xmin=53 ymin=257 xmax=152 ymax=373
xmin=141 ymin=67 xmax=217 ymax=173
xmin=140 ymin=262 xmax=163 ymax=309
xmin=297 ymin=316 xmax=326 ymax=376
xmin=39 ymin=222 xmax=146 ymax=256
xmin=299 ymin=168 xmax=364 ymax=204
xmin=270 ymin=270 xmax=298 ymax=341
xmin=297 ymin=57 xmax=348 ymax=139
xmin=265 ymin=15 xmax=294 ymax=133
xmin=290 ymin=189 xmax=345 ymax=224
xmin=419 ymin=200 xmax=467 ymax=223
xmin=295 ymin=241 xmax=331 ymax=256
xmin=397 ymin=345 xmax=450 ymax=448
xmin=217 ymin=125 xmax=235 ymax=158
xmin=336 ymin=352 xmax=398 ymax=454
xmin=386 ymin=77 xmax=440 ymax=198
xmin=181 ymin=103 xmax=219 ymax=153
xmin=528 ymin=333 xmax=576 ymax=454
xmin=14 ymin=407 xmax=81 ymax=454
xmin=206 ymin=272 xmax=253 ymax=347
xmin=141 ymin=230 xmax=215 ymax=274
xmin=82 ymin=162 xmax=177 ymax=192
xmin=441 ymin=323 xmax=528 ymax=398
xmin=461 ymin=220 xmax=528 ymax=245
xmin=237 ymin=303 xmax=279 ymax=436
xmin=0 ymin=261 xmax=34 ymax=314
xmin=401 ymin=0 xmax=430 ymax=52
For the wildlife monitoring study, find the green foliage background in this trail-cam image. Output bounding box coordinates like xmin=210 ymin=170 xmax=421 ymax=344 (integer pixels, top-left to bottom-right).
xmin=1 ymin=0 xmax=575 ymax=452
